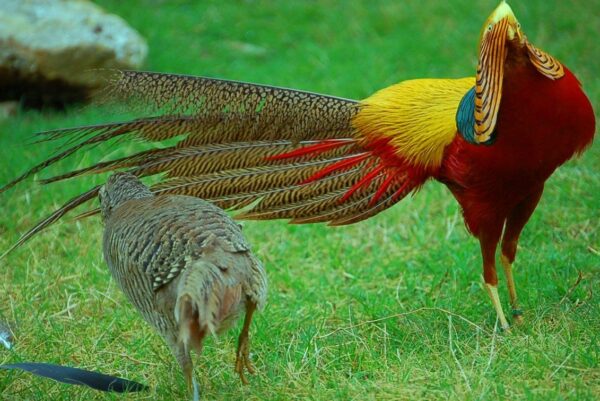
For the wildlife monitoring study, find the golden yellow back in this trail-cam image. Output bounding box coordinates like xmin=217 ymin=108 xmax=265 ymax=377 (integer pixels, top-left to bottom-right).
xmin=354 ymin=77 xmax=474 ymax=169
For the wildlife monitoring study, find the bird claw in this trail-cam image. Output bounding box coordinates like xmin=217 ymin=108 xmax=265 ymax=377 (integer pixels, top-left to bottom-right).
xmin=235 ymin=336 xmax=255 ymax=385
xmin=512 ymin=310 xmax=524 ymax=325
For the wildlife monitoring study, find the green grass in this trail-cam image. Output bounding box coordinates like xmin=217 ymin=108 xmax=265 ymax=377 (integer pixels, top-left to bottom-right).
xmin=1 ymin=0 xmax=599 ymax=400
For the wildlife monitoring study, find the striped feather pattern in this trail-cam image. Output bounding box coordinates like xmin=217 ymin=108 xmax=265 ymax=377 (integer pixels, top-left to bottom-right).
xmin=1 ymin=71 xmax=358 ymax=194
xmin=525 ymin=39 xmax=565 ymax=80
xmin=103 ymin=70 xmax=358 ymax=143
xmin=474 ymin=18 xmax=509 ymax=144
xmin=0 ymin=71 xmax=372 ymax=248
xmin=152 ymin=158 xmax=360 ymax=200
xmin=248 ymin=168 xmax=366 ymax=212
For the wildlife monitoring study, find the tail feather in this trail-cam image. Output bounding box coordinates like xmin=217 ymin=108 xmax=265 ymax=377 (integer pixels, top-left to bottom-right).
xmin=175 ymin=294 xmax=205 ymax=354
xmin=291 ymin=188 xmax=398 ymax=225
xmin=151 ymin=156 xmax=363 ymax=200
xmin=158 ymin=140 xmax=357 ymax=179
xmin=1 ymin=70 xmax=441 ymax=255
xmin=184 ymin=167 xmax=362 ymax=212
xmin=174 ymin=262 xmax=222 ymax=345
xmin=0 ymin=186 xmax=100 ymax=259
xmin=288 ymin=177 xmax=388 ymax=224
xmin=243 ymin=189 xmax=352 ymax=221
xmin=0 ymin=129 xmax=112 ymax=194
xmin=248 ymin=167 xmax=366 ymax=212
xmin=103 ymin=70 xmax=358 ymax=139
xmin=174 ymin=258 xmax=243 ymax=352
xmin=37 ymin=140 xmax=358 ymax=186
xmin=238 ymin=168 xmax=374 ymax=220
xmin=0 ymin=117 xmax=189 ymax=194
xmin=38 ymin=148 xmax=166 ymax=185
xmin=19 ymin=70 xmax=357 ymax=185
xmin=329 ymin=187 xmax=414 ymax=226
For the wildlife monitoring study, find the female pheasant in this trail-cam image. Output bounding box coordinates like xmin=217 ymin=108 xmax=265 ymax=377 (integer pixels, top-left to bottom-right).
xmin=100 ymin=173 xmax=267 ymax=396
xmin=1 ymin=2 xmax=595 ymax=330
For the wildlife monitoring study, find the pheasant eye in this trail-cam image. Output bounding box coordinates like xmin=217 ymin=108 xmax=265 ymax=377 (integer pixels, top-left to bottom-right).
xmin=488 ymin=24 xmax=493 ymax=31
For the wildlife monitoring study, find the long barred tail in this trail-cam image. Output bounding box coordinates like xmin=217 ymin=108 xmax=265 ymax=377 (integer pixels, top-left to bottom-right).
xmin=0 ymin=70 xmax=425 ymax=253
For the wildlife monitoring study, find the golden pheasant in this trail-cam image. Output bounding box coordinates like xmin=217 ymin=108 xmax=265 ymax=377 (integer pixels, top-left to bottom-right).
xmin=100 ymin=173 xmax=267 ymax=396
xmin=1 ymin=2 xmax=595 ymax=330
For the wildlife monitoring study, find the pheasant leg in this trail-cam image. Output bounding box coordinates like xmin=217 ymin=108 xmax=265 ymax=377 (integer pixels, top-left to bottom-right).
xmin=171 ymin=339 xmax=198 ymax=397
xmin=500 ymin=187 xmax=544 ymax=323
xmin=480 ymin=223 xmax=510 ymax=331
xmin=235 ymin=301 xmax=257 ymax=384
xmin=500 ymin=255 xmax=523 ymax=323
xmin=482 ymin=278 xmax=510 ymax=331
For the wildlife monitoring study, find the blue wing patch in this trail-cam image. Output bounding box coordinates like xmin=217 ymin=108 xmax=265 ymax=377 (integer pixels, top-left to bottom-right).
xmin=456 ymin=86 xmax=496 ymax=146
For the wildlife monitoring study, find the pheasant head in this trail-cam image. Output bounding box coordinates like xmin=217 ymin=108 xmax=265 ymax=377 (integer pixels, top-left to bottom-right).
xmin=99 ymin=173 xmax=153 ymax=220
xmin=474 ymin=1 xmax=565 ymax=144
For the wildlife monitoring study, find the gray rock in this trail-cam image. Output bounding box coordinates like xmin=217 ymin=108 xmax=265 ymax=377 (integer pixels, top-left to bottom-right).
xmin=0 ymin=0 xmax=148 ymax=107
xmin=0 ymin=101 xmax=18 ymax=120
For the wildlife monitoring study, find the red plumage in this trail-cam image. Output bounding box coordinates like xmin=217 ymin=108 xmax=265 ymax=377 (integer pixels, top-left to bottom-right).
xmin=440 ymin=64 xmax=594 ymax=240
xmin=436 ymin=59 xmax=594 ymax=324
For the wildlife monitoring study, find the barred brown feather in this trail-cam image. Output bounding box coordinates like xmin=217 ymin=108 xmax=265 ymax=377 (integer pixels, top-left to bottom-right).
xmin=102 ymin=70 xmax=358 ymax=144
xmin=1 ymin=71 xmax=358 ymax=193
xmin=39 ymin=148 xmax=166 ymax=184
xmin=1 ymin=70 xmax=438 ymax=254
xmin=0 ymin=186 xmax=101 ymax=259
xmin=0 ymin=70 xmax=366 ymax=250
xmin=289 ymin=175 xmax=402 ymax=225
xmin=151 ymin=159 xmax=351 ymax=200
xmin=239 ymin=169 xmax=378 ymax=221
xmin=331 ymin=182 xmax=414 ymax=226
xmin=249 ymin=167 xmax=366 ymax=212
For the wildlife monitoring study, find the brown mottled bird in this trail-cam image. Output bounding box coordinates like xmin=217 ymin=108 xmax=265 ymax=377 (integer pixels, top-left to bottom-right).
xmin=99 ymin=172 xmax=267 ymax=395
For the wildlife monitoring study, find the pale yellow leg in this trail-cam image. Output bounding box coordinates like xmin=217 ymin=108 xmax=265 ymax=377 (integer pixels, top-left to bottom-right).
xmin=500 ymin=255 xmax=523 ymax=324
xmin=482 ymin=278 xmax=510 ymax=331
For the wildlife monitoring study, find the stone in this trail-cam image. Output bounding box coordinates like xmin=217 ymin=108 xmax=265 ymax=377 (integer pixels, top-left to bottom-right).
xmin=0 ymin=101 xmax=19 ymax=120
xmin=0 ymin=0 xmax=148 ymax=108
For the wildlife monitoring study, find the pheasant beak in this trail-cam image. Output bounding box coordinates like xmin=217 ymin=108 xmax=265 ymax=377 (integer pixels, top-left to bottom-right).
xmin=507 ymin=21 xmax=523 ymax=43
xmin=487 ymin=1 xmax=524 ymax=44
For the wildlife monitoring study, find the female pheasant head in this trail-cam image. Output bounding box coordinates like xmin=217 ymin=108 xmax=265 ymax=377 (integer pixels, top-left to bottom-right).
xmin=474 ymin=1 xmax=565 ymax=144
xmin=99 ymin=173 xmax=154 ymax=221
